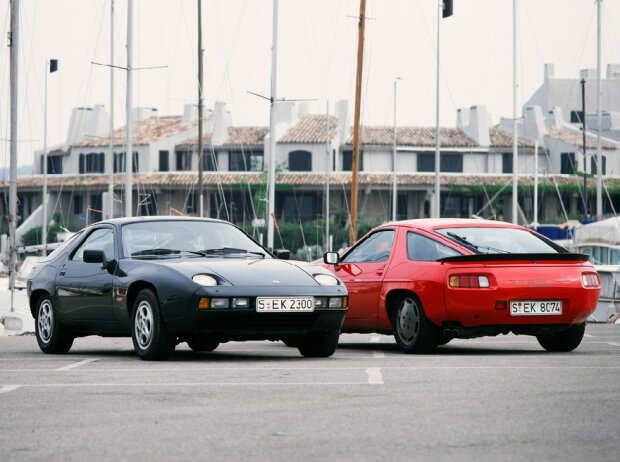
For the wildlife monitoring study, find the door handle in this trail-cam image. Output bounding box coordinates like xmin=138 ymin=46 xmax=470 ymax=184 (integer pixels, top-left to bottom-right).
xmin=375 ymin=269 xmax=383 ymax=276
xmin=59 ymin=271 xmax=66 ymax=276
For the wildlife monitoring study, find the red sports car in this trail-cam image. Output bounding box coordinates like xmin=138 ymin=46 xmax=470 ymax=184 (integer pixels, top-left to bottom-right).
xmin=323 ymin=219 xmax=600 ymax=353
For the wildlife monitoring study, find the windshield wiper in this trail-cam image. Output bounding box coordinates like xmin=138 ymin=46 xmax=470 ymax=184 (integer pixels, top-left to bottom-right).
xmin=132 ymin=248 xmax=180 ymax=256
xmin=198 ymin=247 xmax=266 ymax=258
xmin=445 ymin=232 xmax=509 ymax=254
xmin=446 ymin=232 xmax=480 ymax=253
xmin=131 ymin=248 xmax=206 ymax=257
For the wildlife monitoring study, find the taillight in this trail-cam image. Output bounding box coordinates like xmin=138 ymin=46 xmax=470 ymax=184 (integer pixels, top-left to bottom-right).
xmin=582 ymin=273 xmax=600 ymax=287
xmin=448 ymin=275 xmax=490 ymax=288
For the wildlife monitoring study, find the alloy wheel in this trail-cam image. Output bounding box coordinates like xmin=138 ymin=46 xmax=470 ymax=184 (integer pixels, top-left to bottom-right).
xmin=37 ymin=299 xmax=54 ymax=343
xmin=134 ymin=300 xmax=154 ymax=350
xmin=396 ymin=297 xmax=420 ymax=346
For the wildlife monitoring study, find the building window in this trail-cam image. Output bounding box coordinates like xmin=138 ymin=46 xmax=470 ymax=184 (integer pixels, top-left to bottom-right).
xmin=89 ymin=193 xmax=103 ymax=223
xmin=591 ymin=156 xmax=606 ymax=175
xmin=342 ymin=150 xmax=364 ymax=171
xmin=138 ymin=193 xmax=158 ymax=216
xmin=570 ymin=110 xmax=584 ymax=124
xmin=417 ymin=152 xmax=462 ymax=173
xmin=288 ymin=150 xmax=312 ymax=172
xmin=40 ymin=155 xmax=63 ymax=174
xmin=201 ymin=151 xmax=217 ymax=171
xmin=560 ymin=152 xmax=576 ymax=174
xmin=417 ymin=153 xmax=434 ymax=172
xmin=502 ymin=153 xmax=513 ymax=174
xmin=441 ymin=153 xmax=463 ymax=172
xmin=114 ymin=152 xmax=139 ymax=173
xmin=176 ymin=151 xmax=192 ymax=171
xmin=159 ymin=151 xmax=169 ymax=172
xmin=73 ymin=195 xmax=83 ymax=215
xmin=80 ymin=153 xmax=104 ymax=174
xmin=229 ymin=149 xmax=263 ymax=172
xmin=279 ymin=192 xmax=318 ymax=221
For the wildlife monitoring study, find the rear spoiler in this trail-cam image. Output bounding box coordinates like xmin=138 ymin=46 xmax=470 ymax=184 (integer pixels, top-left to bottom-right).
xmin=438 ymin=253 xmax=590 ymax=263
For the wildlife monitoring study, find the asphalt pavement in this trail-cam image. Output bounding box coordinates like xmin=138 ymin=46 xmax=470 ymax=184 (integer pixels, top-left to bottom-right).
xmin=1 ymin=324 xmax=619 ymax=462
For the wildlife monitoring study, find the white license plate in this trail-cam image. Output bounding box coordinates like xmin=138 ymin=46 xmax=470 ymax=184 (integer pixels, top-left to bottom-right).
xmin=256 ymin=297 xmax=315 ymax=312
xmin=510 ymin=300 xmax=562 ymax=316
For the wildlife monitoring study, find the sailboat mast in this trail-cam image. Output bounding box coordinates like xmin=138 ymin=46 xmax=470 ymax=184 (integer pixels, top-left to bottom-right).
xmin=267 ymin=0 xmax=279 ymax=250
xmin=108 ymin=0 xmax=115 ymax=218
xmin=325 ymin=101 xmax=330 ymax=251
xmin=596 ymin=0 xmax=602 ymax=218
xmin=197 ymin=0 xmax=204 ymax=217
xmin=125 ymin=0 xmax=133 ymax=217
xmin=511 ymin=0 xmax=519 ymax=224
xmin=8 ymin=0 xmax=20 ymax=304
xmin=349 ymin=0 xmax=366 ymax=245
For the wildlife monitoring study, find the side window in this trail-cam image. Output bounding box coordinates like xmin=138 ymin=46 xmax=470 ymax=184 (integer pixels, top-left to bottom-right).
xmin=342 ymin=230 xmax=395 ymax=263
xmin=407 ymin=232 xmax=461 ymax=261
xmin=72 ymin=228 xmax=114 ymax=262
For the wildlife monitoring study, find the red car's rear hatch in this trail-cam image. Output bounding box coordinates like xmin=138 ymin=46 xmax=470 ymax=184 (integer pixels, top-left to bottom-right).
xmin=440 ymin=253 xmax=600 ymax=327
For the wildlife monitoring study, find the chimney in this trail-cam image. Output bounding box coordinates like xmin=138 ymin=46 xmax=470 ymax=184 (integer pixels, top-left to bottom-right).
xmin=546 ymin=107 xmax=565 ymax=128
xmin=461 ymin=105 xmax=489 ymax=146
xmin=456 ymin=107 xmax=470 ymax=129
xmin=133 ymin=107 xmax=158 ymax=122
xmin=335 ymin=100 xmax=350 ymax=145
xmin=211 ymin=101 xmax=231 ymax=146
xmin=65 ymin=106 xmax=109 ymax=146
xmin=544 ymin=63 xmax=555 ymax=81
xmin=523 ymin=106 xmax=546 ymax=144
xmin=607 ymin=64 xmax=620 ymax=80
xmin=182 ymin=104 xmax=198 ymax=125
xmin=580 ymin=68 xmax=596 ymax=80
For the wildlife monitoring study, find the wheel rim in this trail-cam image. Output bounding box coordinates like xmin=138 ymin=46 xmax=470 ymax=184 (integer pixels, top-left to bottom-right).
xmin=37 ymin=299 xmax=53 ymax=344
xmin=134 ymin=300 xmax=154 ymax=350
xmin=396 ymin=297 xmax=420 ymax=346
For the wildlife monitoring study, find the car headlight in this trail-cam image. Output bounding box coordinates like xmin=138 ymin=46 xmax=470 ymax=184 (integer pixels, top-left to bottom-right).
xmin=313 ymin=273 xmax=339 ymax=286
xmin=193 ymin=274 xmax=218 ymax=286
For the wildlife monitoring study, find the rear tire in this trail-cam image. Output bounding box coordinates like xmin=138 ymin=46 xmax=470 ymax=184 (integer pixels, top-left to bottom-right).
xmin=536 ymin=322 xmax=586 ymax=352
xmin=187 ymin=336 xmax=219 ymax=352
xmin=131 ymin=289 xmax=175 ymax=360
xmin=298 ymin=331 xmax=339 ymax=358
xmin=391 ymin=294 xmax=438 ymax=353
xmin=35 ymin=295 xmax=74 ymax=354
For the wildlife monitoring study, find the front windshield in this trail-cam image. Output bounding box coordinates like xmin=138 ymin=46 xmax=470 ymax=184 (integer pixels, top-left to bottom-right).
xmin=121 ymin=220 xmax=268 ymax=258
xmin=436 ymin=227 xmax=561 ymax=254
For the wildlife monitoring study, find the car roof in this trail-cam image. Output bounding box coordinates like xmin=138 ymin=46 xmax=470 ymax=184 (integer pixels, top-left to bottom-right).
xmin=377 ymin=218 xmax=524 ymax=232
xmin=93 ymin=216 xmax=231 ymax=227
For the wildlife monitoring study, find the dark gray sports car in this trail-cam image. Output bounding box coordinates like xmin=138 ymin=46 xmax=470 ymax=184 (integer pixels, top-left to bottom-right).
xmin=27 ymin=217 xmax=348 ymax=360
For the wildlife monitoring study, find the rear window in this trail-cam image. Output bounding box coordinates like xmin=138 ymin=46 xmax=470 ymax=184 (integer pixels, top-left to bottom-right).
xmin=436 ymin=227 xmax=560 ymax=254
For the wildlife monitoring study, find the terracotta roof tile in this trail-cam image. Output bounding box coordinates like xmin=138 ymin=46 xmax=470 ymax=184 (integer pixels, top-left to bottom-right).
xmin=179 ymin=126 xmax=268 ymax=148
xmin=73 ymin=116 xmax=195 ymax=148
xmin=489 ymin=127 xmax=536 ymax=148
xmin=346 ymin=127 xmax=478 ymax=148
xmin=280 ymin=115 xmax=339 ymax=143
xmin=546 ymin=126 xmax=617 ymax=150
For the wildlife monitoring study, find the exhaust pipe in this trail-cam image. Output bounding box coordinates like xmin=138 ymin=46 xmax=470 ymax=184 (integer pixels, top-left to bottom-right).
xmin=442 ymin=328 xmax=453 ymax=337
xmin=451 ymin=329 xmax=460 ymax=337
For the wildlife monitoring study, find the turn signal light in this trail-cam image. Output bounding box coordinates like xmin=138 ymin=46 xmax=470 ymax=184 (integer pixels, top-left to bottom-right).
xmin=449 ymin=275 xmax=490 ymax=288
xmin=198 ymin=298 xmax=210 ymax=310
xmin=582 ymin=273 xmax=600 ymax=287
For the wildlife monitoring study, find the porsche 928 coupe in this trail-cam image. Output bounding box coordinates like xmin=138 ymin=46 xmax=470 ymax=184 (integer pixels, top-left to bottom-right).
xmin=323 ymin=219 xmax=600 ymax=353
xmin=28 ymin=217 xmax=348 ymax=360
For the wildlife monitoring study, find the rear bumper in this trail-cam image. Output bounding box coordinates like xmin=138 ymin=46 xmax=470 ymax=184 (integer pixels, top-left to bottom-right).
xmin=439 ymin=322 xmax=582 ymax=339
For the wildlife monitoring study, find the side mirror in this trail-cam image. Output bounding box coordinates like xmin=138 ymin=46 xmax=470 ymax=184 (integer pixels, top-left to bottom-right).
xmin=83 ymin=249 xmax=105 ymax=264
xmin=275 ymin=249 xmax=290 ymax=260
xmin=323 ymin=251 xmax=340 ymax=265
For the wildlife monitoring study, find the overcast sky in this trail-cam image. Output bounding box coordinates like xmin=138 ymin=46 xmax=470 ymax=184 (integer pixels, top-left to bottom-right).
xmin=1 ymin=0 xmax=619 ymax=167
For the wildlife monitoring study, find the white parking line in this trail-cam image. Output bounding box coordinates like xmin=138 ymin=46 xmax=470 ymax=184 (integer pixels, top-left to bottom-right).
xmin=607 ymin=342 xmax=620 ymax=347
xmin=366 ymin=367 xmax=384 ymax=385
xmin=55 ymin=358 xmax=98 ymax=372
xmin=0 ymin=385 xmax=20 ymax=394
xmin=584 ymin=333 xmax=593 ymax=338
xmin=370 ymin=336 xmax=381 ymax=343
xmin=372 ymin=352 xmax=386 ymax=358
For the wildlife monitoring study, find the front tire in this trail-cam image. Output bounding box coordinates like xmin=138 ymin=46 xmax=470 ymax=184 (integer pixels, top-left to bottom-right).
xmin=536 ymin=323 xmax=586 ymax=352
xmin=391 ymin=294 xmax=438 ymax=353
xmin=35 ymin=294 xmax=74 ymax=354
xmin=131 ymin=289 xmax=175 ymax=360
xmin=298 ymin=331 xmax=339 ymax=358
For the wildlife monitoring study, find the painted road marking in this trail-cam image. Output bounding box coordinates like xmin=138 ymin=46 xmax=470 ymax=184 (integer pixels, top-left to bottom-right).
xmin=607 ymin=342 xmax=620 ymax=347
xmin=366 ymin=367 xmax=384 ymax=385
xmin=584 ymin=333 xmax=593 ymax=337
xmin=55 ymin=358 xmax=98 ymax=372
xmin=0 ymin=385 xmax=20 ymax=394
xmin=370 ymin=336 xmax=381 ymax=343
xmin=372 ymin=352 xmax=386 ymax=358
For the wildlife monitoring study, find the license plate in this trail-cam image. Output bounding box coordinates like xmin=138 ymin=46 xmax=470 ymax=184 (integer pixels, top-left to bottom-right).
xmin=256 ymin=297 xmax=315 ymax=312
xmin=510 ymin=300 xmax=562 ymax=316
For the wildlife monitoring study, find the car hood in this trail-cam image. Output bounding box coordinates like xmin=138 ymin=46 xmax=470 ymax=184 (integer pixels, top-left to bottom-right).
xmin=154 ymin=258 xmax=321 ymax=286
